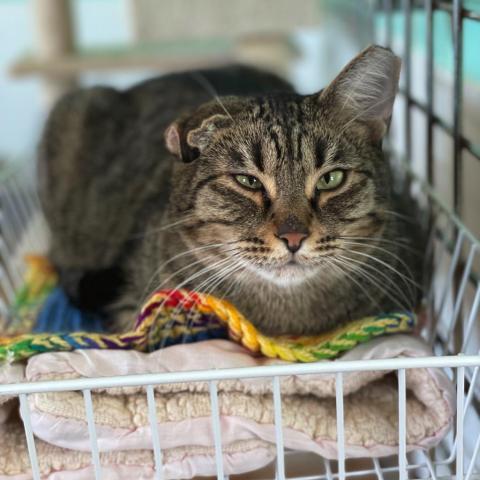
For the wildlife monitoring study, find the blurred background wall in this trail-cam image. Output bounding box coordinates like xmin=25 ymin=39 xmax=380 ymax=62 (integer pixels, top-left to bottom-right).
xmin=0 ymin=0 xmax=373 ymax=161
xmin=1 ymin=0 xmax=130 ymax=160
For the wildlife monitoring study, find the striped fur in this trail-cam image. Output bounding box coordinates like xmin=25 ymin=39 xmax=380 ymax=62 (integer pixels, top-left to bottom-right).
xmin=39 ymin=46 xmax=424 ymax=335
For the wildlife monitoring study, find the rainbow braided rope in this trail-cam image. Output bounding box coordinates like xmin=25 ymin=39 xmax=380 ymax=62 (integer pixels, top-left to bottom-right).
xmin=0 ymin=257 xmax=416 ymax=363
xmin=141 ymin=290 xmax=416 ymax=362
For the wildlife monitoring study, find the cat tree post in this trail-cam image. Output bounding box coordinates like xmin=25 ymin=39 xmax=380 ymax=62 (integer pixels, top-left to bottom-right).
xmin=31 ymin=0 xmax=78 ymax=106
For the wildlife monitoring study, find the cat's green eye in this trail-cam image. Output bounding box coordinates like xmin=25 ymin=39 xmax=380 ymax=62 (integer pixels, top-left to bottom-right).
xmin=316 ymin=170 xmax=345 ymax=191
xmin=234 ymin=174 xmax=263 ymax=190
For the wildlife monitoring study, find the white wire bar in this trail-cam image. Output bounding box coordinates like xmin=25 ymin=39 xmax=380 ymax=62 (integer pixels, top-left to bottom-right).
xmin=447 ymin=244 xmax=477 ymax=349
xmin=421 ymin=451 xmax=438 ymax=480
xmin=445 ymin=244 xmax=477 ymax=352
xmin=0 ymin=237 xmax=22 ymax=286
xmin=0 ymin=297 xmax=8 ymax=319
xmin=0 ymin=208 xmax=17 ymax=253
xmin=83 ymin=389 xmax=102 ymax=480
xmin=18 ymin=394 xmax=41 ymax=480
xmin=435 ymin=231 xmax=465 ymax=322
xmin=445 ymin=362 xmax=480 ymax=465
xmin=2 ymin=355 xmax=480 ymax=397
xmin=0 ymin=187 xmax=24 ymax=240
xmin=286 ymin=459 xmax=460 ymax=480
xmin=8 ymin=178 xmax=32 ymax=226
xmin=465 ymin=429 xmax=480 ymax=480
xmin=209 ymin=380 xmax=224 ymax=480
xmin=322 ymin=458 xmax=333 ymax=480
xmin=427 ymin=233 xmax=458 ymax=346
xmin=461 ymin=284 xmax=480 ymax=352
xmin=464 ymin=365 xmax=479 ymax=417
xmin=146 ymin=385 xmax=164 ymax=480
xmin=372 ymin=458 xmax=384 ymax=480
xmin=456 ymin=367 xmax=465 ymax=479
xmin=398 ymin=369 xmax=407 ymax=480
xmin=405 ymin=164 xmax=480 ymax=251
xmin=335 ymin=373 xmax=345 ymax=480
xmin=453 ymin=245 xmax=476 ymax=306
xmin=2 ymin=185 xmax=36 ymax=255
xmin=272 ymin=376 xmax=286 ymax=480
xmin=0 ymin=264 xmax=15 ymax=303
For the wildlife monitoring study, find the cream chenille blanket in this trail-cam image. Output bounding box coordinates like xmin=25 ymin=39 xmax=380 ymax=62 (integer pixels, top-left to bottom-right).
xmin=0 ymin=336 xmax=454 ymax=479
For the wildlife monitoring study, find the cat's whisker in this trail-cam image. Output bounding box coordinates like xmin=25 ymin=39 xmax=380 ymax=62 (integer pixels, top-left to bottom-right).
xmin=206 ymin=251 xmax=273 ymax=304
xmin=336 ymin=253 xmax=414 ymax=310
xmin=172 ymin=258 xmax=237 ymax=315
xmin=185 ymin=260 xmax=244 ymax=314
xmin=180 ymin=261 xmax=246 ymax=344
xmin=216 ymin=260 xmax=246 ymax=290
xmin=137 ymin=252 xmax=223 ymax=316
xmin=217 ymin=252 xmax=257 ymax=301
xmin=221 ymin=266 xmax=249 ymax=301
xmin=335 ymin=255 xmax=412 ymax=312
xmin=159 ymin=245 xmax=253 ymax=320
xmin=338 ymin=246 xmax=421 ymax=291
xmin=337 ymin=235 xmax=422 ymax=256
xmin=135 ymin=233 xmax=246 ymax=309
xmin=159 ymin=249 xmax=245 ymax=319
xmin=339 ymin=234 xmax=413 ymax=245
xmin=169 ymin=256 xmax=245 ymax=339
xmin=323 ymin=256 xmax=384 ymax=313
xmin=205 ymin=263 xmax=246 ymax=304
xmin=199 ymin=256 xmax=245 ymax=294
xmin=331 ymin=254 xmax=411 ymax=312
xmin=191 ymin=72 xmax=234 ymax=121
xmin=155 ymin=255 xmax=238 ymax=349
xmin=155 ymin=253 xmax=236 ymax=296
xmin=340 ymin=239 xmax=419 ymax=296
xmin=380 ymin=209 xmax=419 ymax=224
xmin=142 ymin=243 xmax=222 ymax=288
xmin=342 ymin=249 xmax=418 ymax=309
xmin=316 ymin=247 xmax=415 ymax=310
xmin=138 ymin=243 xmax=236 ymax=307
xmin=129 ymin=215 xmax=196 ymax=239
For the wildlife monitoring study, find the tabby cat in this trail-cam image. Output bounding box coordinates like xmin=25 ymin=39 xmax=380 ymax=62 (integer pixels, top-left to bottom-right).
xmin=38 ymin=45 xmax=422 ymax=335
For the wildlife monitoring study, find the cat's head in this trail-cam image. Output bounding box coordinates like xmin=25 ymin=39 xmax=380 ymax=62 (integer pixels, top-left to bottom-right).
xmin=165 ymin=45 xmax=401 ymax=287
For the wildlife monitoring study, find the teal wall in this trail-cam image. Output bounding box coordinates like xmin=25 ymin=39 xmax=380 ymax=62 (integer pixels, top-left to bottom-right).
xmin=376 ymin=2 xmax=480 ymax=84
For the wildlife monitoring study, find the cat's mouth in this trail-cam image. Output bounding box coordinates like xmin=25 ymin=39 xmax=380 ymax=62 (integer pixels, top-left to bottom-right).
xmin=247 ymin=258 xmax=321 ymax=287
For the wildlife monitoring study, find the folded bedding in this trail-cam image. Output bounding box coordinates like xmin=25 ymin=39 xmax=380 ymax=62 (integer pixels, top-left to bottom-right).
xmin=0 ymin=420 xmax=273 ymax=480
xmin=0 ymin=257 xmax=455 ymax=478
xmin=0 ymin=336 xmax=455 ymax=479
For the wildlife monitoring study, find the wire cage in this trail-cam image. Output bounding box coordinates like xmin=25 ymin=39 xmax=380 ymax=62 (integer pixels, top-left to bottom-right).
xmin=1 ymin=1 xmax=480 ymax=479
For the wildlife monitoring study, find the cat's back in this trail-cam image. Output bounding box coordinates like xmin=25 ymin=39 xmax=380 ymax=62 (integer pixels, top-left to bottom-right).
xmin=129 ymin=64 xmax=293 ymax=107
xmin=124 ymin=64 xmax=294 ymax=134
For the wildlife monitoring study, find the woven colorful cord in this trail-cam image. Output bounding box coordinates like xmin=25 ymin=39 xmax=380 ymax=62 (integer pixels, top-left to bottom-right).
xmin=140 ymin=290 xmax=416 ymax=362
xmin=0 ymin=256 xmax=416 ymax=363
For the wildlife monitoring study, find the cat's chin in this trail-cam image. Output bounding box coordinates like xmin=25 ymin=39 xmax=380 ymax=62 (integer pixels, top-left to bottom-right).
xmin=251 ymin=262 xmax=320 ymax=287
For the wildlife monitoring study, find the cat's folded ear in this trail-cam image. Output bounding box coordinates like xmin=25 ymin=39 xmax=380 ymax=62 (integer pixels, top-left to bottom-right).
xmin=318 ymin=45 xmax=401 ymax=141
xmin=165 ymin=104 xmax=233 ymax=162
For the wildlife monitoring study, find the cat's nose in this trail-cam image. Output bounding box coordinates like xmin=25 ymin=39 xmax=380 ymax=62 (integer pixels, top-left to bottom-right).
xmin=276 ymin=215 xmax=309 ymax=253
xmin=278 ymin=232 xmax=309 ymax=253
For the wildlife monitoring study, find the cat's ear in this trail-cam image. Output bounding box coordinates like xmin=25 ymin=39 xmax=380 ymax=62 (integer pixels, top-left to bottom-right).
xmin=319 ymin=45 xmax=401 ymax=141
xmin=165 ymin=113 xmax=232 ymax=163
